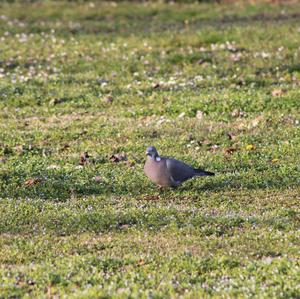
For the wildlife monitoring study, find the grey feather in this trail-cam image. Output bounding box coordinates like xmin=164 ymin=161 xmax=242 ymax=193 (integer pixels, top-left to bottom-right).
xmin=165 ymin=158 xmax=196 ymax=185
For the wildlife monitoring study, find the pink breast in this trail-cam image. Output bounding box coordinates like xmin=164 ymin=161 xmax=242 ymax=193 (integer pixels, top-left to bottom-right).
xmin=144 ymin=159 xmax=171 ymax=187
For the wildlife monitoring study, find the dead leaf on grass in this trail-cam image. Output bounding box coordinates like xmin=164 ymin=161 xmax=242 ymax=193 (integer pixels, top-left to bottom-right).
xmin=197 ymin=59 xmax=206 ymax=65
xmin=120 ymin=224 xmax=130 ymax=229
xmin=142 ymin=195 xmax=160 ymax=201
xmin=272 ymin=88 xmax=287 ymax=97
xmin=250 ymin=115 xmax=263 ymax=128
xmin=152 ymin=83 xmax=160 ymax=89
xmin=93 ymin=176 xmax=103 ymax=183
xmin=227 ymin=132 xmax=237 ymax=140
xmin=231 ymin=109 xmax=246 ymax=118
xmin=162 ymin=97 xmax=169 ymax=103
xmin=60 ymin=144 xmax=70 ymax=152
xmin=224 ymin=147 xmax=238 ymax=155
xmin=23 ymin=178 xmax=43 ymax=187
xmin=78 ymin=130 xmax=88 ymax=136
xmin=196 ymin=110 xmax=204 ymax=120
xmin=103 ymin=95 xmax=113 ymax=103
xmin=47 ymin=165 xmax=60 ymax=170
xmin=138 ymin=259 xmax=145 ymax=266
xmin=109 ymin=153 xmax=127 ymax=163
xmin=124 ymin=160 xmax=135 ymax=168
xmin=79 ymin=152 xmax=90 ymax=165
xmin=199 ymin=139 xmax=212 ymax=146
xmin=49 ymin=98 xmax=67 ymax=106
xmin=210 ymin=144 xmax=219 ymax=152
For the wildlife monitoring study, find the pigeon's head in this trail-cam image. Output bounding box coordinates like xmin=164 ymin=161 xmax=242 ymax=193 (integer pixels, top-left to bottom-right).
xmin=146 ymin=146 xmax=159 ymax=158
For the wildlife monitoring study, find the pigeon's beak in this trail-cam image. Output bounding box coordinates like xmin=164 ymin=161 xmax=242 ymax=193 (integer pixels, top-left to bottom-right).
xmin=146 ymin=150 xmax=151 ymax=156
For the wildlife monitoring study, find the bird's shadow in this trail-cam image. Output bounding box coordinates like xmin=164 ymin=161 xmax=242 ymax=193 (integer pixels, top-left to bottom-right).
xmin=177 ymin=170 xmax=299 ymax=193
xmin=1 ymin=166 xmax=298 ymax=201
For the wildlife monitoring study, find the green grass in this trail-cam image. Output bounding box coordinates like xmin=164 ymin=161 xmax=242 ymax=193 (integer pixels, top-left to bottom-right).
xmin=0 ymin=1 xmax=300 ymax=298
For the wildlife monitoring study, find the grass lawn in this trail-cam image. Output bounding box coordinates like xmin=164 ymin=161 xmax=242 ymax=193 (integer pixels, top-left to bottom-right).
xmin=0 ymin=1 xmax=299 ymax=298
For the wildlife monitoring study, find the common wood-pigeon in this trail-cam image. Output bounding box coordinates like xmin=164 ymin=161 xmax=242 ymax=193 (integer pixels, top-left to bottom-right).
xmin=144 ymin=146 xmax=215 ymax=187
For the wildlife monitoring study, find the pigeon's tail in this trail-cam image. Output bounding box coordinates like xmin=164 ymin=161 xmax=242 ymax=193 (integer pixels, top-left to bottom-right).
xmin=194 ymin=168 xmax=215 ymax=176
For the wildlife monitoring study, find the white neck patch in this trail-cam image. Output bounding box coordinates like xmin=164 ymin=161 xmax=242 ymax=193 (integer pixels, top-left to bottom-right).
xmin=155 ymin=157 xmax=161 ymax=162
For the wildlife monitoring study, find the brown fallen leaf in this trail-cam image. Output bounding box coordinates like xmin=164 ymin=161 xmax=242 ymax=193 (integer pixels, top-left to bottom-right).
xmin=47 ymin=165 xmax=60 ymax=170
xmin=120 ymin=224 xmax=129 ymax=229
xmin=69 ymin=188 xmax=75 ymax=197
xmin=200 ymin=139 xmax=212 ymax=146
xmin=124 ymin=160 xmax=135 ymax=168
xmin=250 ymin=115 xmax=263 ymax=128
xmin=210 ymin=144 xmax=219 ymax=152
xmin=272 ymin=88 xmax=287 ymax=97
xmin=59 ymin=144 xmax=70 ymax=152
xmin=142 ymin=195 xmax=160 ymax=201
xmin=197 ymin=59 xmax=206 ymax=65
xmin=150 ymin=130 xmax=158 ymax=138
xmin=104 ymin=95 xmax=113 ymax=103
xmin=49 ymin=98 xmax=67 ymax=106
xmin=138 ymin=259 xmax=145 ymax=266
xmin=109 ymin=153 xmax=127 ymax=163
xmin=227 ymin=132 xmax=237 ymax=140
xmin=78 ymin=130 xmax=88 ymax=136
xmin=231 ymin=109 xmax=246 ymax=118
xmin=23 ymin=178 xmax=42 ymax=187
xmin=225 ymin=147 xmax=238 ymax=155
xmin=26 ymin=279 xmax=35 ymax=286
xmin=230 ymin=53 xmax=242 ymax=62
xmin=93 ymin=176 xmax=103 ymax=183
xmin=152 ymin=83 xmax=160 ymax=89
xmin=80 ymin=152 xmax=90 ymax=165
xmin=196 ymin=110 xmax=204 ymax=120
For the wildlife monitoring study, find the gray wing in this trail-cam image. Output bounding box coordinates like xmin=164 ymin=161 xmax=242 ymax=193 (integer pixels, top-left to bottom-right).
xmin=165 ymin=158 xmax=196 ymax=184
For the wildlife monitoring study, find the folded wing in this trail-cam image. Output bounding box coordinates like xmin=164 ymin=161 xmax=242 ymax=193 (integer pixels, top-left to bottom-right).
xmin=165 ymin=158 xmax=196 ymax=184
